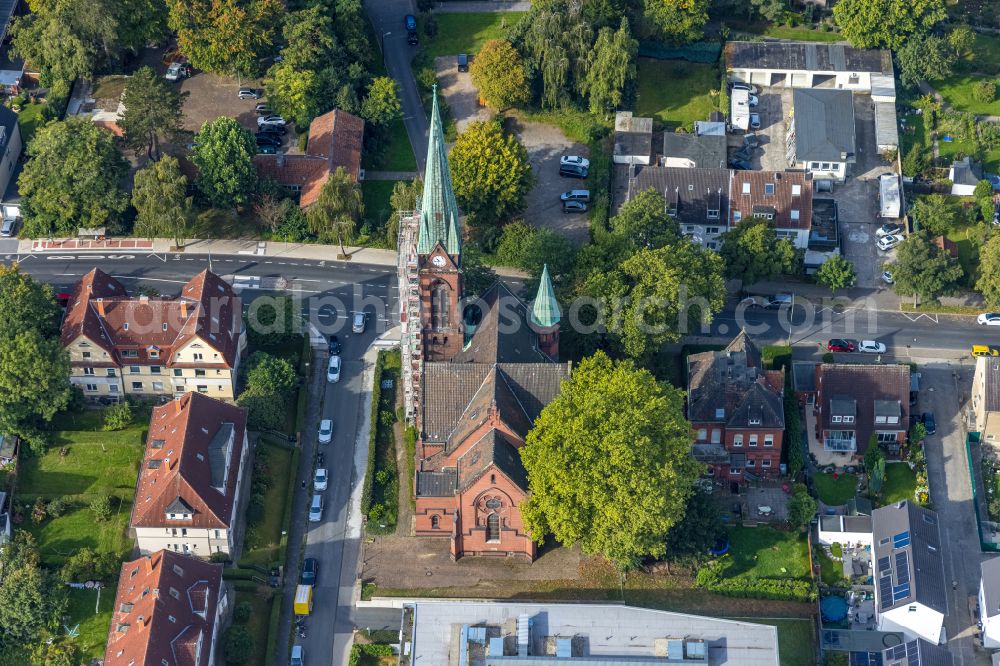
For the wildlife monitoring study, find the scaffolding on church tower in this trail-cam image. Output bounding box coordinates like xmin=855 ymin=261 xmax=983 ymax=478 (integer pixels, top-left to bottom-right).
xmin=397 ymin=209 xmax=421 ymax=422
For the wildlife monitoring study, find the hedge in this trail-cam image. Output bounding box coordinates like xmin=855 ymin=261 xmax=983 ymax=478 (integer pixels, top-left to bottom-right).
xmin=264 ymin=582 xmax=283 ymax=666
xmin=348 ymin=644 xmax=394 ymax=666
xmin=360 ymin=350 xmax=387 ymax=516
xmin=637 ymin=40 xmax=721 ymax=64
xmin=695 ymin=561 xmax=816 ymax=602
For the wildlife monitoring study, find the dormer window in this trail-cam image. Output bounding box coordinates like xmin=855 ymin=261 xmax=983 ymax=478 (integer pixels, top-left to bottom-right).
xmin=167 ymin=512 xmax=192 ymax=520
xmin=832 ymin=415 xmax=843 ymax=423
xmin=707 ymin=209 xmax=720 ymax=219
xmin=790 ymin=209 xmax=800 ymax=221
xmin=844 ymin=416 xmax=854 ymax=423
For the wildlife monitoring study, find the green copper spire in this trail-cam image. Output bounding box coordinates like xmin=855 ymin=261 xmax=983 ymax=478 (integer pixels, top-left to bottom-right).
xmin=417 ymin=85 xmax=461 ymax=256
xmin=531 ymin=264 xmax=561 ymax=328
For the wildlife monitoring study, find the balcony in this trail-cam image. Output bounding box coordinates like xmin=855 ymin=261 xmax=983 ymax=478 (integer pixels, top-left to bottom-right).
xmin=691 ymin=443 xmax=729 ymax=464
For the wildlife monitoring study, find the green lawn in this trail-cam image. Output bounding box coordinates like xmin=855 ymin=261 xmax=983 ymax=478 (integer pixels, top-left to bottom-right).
xmin=815 ymin=548 xmax=847 ymax=587
xmin=232 ymin=585 xmax=276 ymax=666
xmin=882 ymin=462 xmax=917 ymax=505
xmin=739 ymin=618 xmax=816 ymax=666
xmin=26 ymin=499 xmax=133 ymax=568
xmin=813 ymin=473 xmax=857 ymax=506
xmin=191 ymin=208 xmax=262 ymax=240
xmin=363 ymin=116 xmax=416 ymax=172
xmin=725 ymin=526 xmax=810 ymax=580
xmin=66 ymin=585 xmax=117 ymax=662
xmin=932 ymin=75 xmax=1000 ymax=116
xmin=729 ymin=20 xmax=844 ymax=43
xmin=362 ymin=180 xmax=400 ymax=246
xmin=635 ymin=59 xmax=718 ymax=131
xmin=242 ymin=441 xmax=294 ymax=566
xmin=16 ymin=101 xmax=47 ymax=146
xmin=417 ymin=12 xmax=527 ymax=58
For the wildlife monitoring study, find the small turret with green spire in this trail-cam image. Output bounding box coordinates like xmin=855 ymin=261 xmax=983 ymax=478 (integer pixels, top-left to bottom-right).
xmin=417 ymin=85 xmax=462 ymax=257
xmin=531 ymin=264 xmax=561 ymax=329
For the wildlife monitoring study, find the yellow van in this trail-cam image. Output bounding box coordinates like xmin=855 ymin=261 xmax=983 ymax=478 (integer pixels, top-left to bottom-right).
xmin=973 ymin=345 xmax=1000 ymax=358
xmin=294 ymin=584 xmax=313 ymax=616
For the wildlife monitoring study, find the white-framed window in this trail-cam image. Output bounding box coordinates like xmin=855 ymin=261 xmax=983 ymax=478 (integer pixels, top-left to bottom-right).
xmin=686 ymin=225 xmax=696 ymax=232
xmin=707 ymin=210 xmax=720 ymax=220
xmin=810 ymin=162 xmax=820 ymax=169
xmin=762 ymin=213 xmax=774 ymax=220
xmin=121 ymin=349 xmax=137 ymax=358
xmin=876 ymin=431 xmax=897 ymax=443
xmin=706 ymin=226 xmax=720 ymax=234
xmin=875 ymin=415 xmax=886 ymax=424
xmin=193 ymin=353 xmax=204 ymax=361
xmin=82 ymin=351 xmax=91 ymax=359
xmin=130 ymin=365 xmax=140 ymax=374
xmin=747 ymin=459 xmax=756 ymax=467
xmin=749 ymin=435 xmax=758 ymax=447
xmin=132 ymin=382 xmax=142 ymax=391
xmin=791 ymin=209 xmax=800 ymax=221
xmin=821 ymin=162 xmax=832 ymax=170
xmin=152 ymin=382 xmax=164 ymax=391
xmin=150 ymin=348 xmax=160 ymax=357
xmin=764 ymin=183 xmax=775 ymax=195
xmin=85 ymin=384 xmax=98 ymax=392
xmin=151 ymin=366 xmax=161 ymax=374
xmin=844 ymin=416 xmax=854 ymax=423
xmin=742 ymin=183 xmax=750 ymax=194
xmin=697 ymin=429 xmax=707 ymax=441
xmin=84 ymin=367 xmax=95 ymax=376
xmin=832 ymin=415 xmax=843 ymax=423
xmin=733 ymin=211 xmax=742 ymax=222
xmin=762 ymin=458 xmax=772 ymax=468
xmin=109 ymin=385 xmax=118 ymax=393
xmin=107 ymin=368 xmax=116 ymax=377
xmin=764 ymin=434 xmax=774 ymax=447
xmin=792 ymin=184 xmax=801 ymax=196
xmin=197 ymin=385 xmax=208 ymax=393
xmin=887 ymin=416 xmax=899 ymax=424
xmin=733 ymin=435 xmax=743 ymax=447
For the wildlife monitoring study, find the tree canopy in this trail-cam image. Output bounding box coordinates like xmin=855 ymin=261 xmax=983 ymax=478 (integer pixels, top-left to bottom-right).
xmin=449 ymin=120 xmax=534 ymax=228
xmin=519 ymin=352 xmax=701 ymax=569
xmin=192 ymin=117 xmax=258 ymax=209
xmin=833 ymin=0 xmax=947 ymax=49
xmin=909 ymin=194 xmax=962 ymax=236
xmin=19 ymin=119 xmax=129 ymax=238
xmin=886 ymin=231 xmax=964 ymax=305
xmin=815 ymin=255 xmax=857 ymax=292
xmin=167 ymin=0 xmax=283 ymax=77
xmin=719 ymin=216 xmax=801 ymax=286
xmin=120 ymin=66 xmax=187 ymax=159
xmin=642 ymin=0 xmax=709 ymax=45
xmin=581 ymin=18 xmax=637 ymax=115
xmin=896 ymin=35 xmax=955 ymax=88
xmin=132 ymin=156 xmax=193 ymax=247
xmin=0 ymin=264 xmax=61 ymax=339
xmin=977 ymin=234 xmax=1000 ymax=308
xmin=470 ymin=39 xmax=531 ymax=111
xmin=361 ymin=76 xmax=403 ymax=126
xmin=608 ymin=188 xmax=680 ymax=249
xmin=307 ymin=167 xmax=363 ymax=252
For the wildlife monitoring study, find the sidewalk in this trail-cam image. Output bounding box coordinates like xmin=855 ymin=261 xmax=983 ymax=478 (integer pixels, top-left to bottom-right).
xmin=746 ymin=279 xmax=985 ymax=314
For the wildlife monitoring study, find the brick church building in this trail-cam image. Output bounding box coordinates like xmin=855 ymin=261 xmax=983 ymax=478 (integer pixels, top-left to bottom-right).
xmin=397 ymin=89 xmax=569 ymax=560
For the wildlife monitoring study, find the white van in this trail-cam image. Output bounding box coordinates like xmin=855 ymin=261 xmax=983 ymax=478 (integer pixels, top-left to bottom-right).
xmin=291 ymin=645 xmax=304 ymax=666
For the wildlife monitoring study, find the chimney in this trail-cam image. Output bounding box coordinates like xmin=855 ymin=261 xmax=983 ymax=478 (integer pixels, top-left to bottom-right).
xmin=180 ymin=301 xmax=189 ymax=318
xmin=96 ymin=298 xmax=105 ymax=317
xmin=175 ymin=398 xmax=182 ymax=414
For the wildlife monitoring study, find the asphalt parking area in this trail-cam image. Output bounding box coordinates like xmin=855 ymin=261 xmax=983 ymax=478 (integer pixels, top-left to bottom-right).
xmin=754 ymin=88 xmax=788 ymax=172
xmin=178 ymin=72 xmax=267 ymax=134
xmin=434 ymin=56 xmax=491 ymax=134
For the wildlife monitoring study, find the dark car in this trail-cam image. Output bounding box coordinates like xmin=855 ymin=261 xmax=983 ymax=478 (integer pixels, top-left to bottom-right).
xmin=316 ymin=451 xmax=325 ymax=467
xmin=259 ymin=125 xmax=287 ymax=136
xmin=457 ymin=53 xmax=469 ymax=72
xmin=256 ymin=134 xmax=282 ymax=147
xmin=827 ymin=339 xmax=856 ymax=353
xmin=300 ymin=557 xmax=318 ymax=585
xmin=562 ymin=200 xmax=587 ymax=214
xmin=328 ymin=335 xmax=341 ymax=356
xmin=255 ymin=104 xmax=273 ymax=116
xmin=257 ymin=145 xmax=277 ymax=154
xmin=559 ymin=164 xmax=588 ymax=179
xmin=922 ymin=412 xmax=936 ymax=435
xmin=407 ymin=30 xmax=418 ymax=45
xmin=728 ymin=159 xmax=752 ymax=170
xmin=743 ymin=133 xmax=760 ymax=149
xmin=404 ymin=14 xmax=417 ymax=31
xmin=733 ymin=146 xmax=754 ymax=161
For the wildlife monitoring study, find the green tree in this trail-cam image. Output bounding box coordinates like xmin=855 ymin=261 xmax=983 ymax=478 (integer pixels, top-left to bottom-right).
xmin=89 ymin=494 xmax=113 ymax=521
xmin=977 ymin=234 xmax=1000 ymax=307
xmin=470 ymin=39 xmax=531 ymax=111
xmin=902 ymin=146 xmax=928 ymax=178
xmin=59 ymin=547 xmax=118 ymax=583
xmin=449 ymin=120 xmax=534 ymax=227
xmin=224 ymin=625 xmax=255 ymax=664
xmin=19 ymin=119 xmax=129 ymax=238
xmin=236 ymin=391 xmax=287 ymax=431
xmin=584 ymin=240 xmax=725 ymax=362
xmin=751 ymin=0 xmax=786 ymax=22
xmin=609 ymin=189 xmax=680 ymax=249
xmin=0 ymin=264 xmax=60 ymax=338
xmin=0 ymin=562 xmax=67 ymax=645
xmin=815 ymin=255 xmax=857 ymax=292
xmin=495 ymin=221 xmax=577 ymax=278
xmin=385 ymin=177 xmax=423 ymax=244
xmin=513 ymin=0 xmax=593 ymax=109
xmin=581 ymin=18 xmax=637 ymax=115
xmin=975 ymin=80 xmax=997 ymax=104
xmin=865 ymin=438 xmax=886 ymax=495
xmin=519 ymin=352 xmax=701 ymax=569
xmin=307 ymin=167 xmax=363 ymax=254
xmin=887 ymin=231 xmax=964 ymax=305
xmin=948 ymin=24 xmax=975 ymax=57
xmin=167 ymin=0 xmax=283 ymax=77
xmin=361 ymin=76 xmax=403 ymax=126
xmin=264 ymin=61 xmax=322 ymax=129
xmin=896 ymin=35 xmax=955 ymax=87
xmin=642 ymin=0 xmax=709 ymax=44
xmin=245 ymin=352 xmax=298 ymax=396
xmin=787 ymin=484 xmax=817 ymax=527
xmin=119 ymin=66 xmax=186 ymax=159
xmin=278 ymin=4 xmax=336 ymax=70
xmin=132 ymin=156 xmax=193 ymax=248
xmin=833 ymin=0 xmax=947 ymax=49
xmin=31 ymin=640 xmax=80 ymax=666
xmin=0 ymin=332 xmax=71 ymax=433
xmin=664 ymin=490 xmax=724 ymax=563
xmin=719 ymin=216 xmax=801 ymax=285
xmin=10 ymin=11 xmax=96 ymax=87
xmin=192 ymin=117 xmax=258 ymax=208
xmin=102 ymin=400 xmax=134 ymax=431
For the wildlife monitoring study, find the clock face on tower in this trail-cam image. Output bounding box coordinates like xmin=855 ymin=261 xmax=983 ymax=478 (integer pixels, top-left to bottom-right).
xmin=432 ymin=255 xmax=446 ymax=267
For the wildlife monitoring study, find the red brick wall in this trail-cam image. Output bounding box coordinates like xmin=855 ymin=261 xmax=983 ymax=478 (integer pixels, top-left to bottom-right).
xmin=455 ymin=471 xmax=534 ymax=559
xmin=415 ymin=495 xmax=459 ymax=536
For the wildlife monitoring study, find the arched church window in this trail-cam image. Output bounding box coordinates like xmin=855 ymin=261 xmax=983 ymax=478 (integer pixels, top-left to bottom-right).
xmin=431 ymin=515 xmax=440 ymax=529
xmin=431 ymin=282 xmax=450 ymax=330
xmin=486 ymin=513 xmax=500 ymax=542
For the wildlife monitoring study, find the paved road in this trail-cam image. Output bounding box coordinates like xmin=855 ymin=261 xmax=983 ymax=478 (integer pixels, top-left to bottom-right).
xmin=364 ymin=0 xmax=429 ymax=172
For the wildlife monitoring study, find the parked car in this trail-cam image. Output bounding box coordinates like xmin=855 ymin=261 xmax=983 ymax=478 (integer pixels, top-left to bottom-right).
xmin=257 ymin=145 xmax=277 ymax=154
xmin=352 ymin=311 xmax=367 ymax=333
xmin=738 ymin=295 xmax=768 ymax=309
xmin=559 ymin=163 xmax=588 ymax=179
xmin=313 ymin=468 xmax=328 ymax=492
xmin=562 ymin=200 xmax=587 ymax=214
xmin=255 ymin=103 xmax=273 ymax=115
xmin=877 ymin=222 xmax=902 ymax=237
xmin=858 ymin=340 xmax=887 ymax=354
xmin=732 ymin=147 xmax=754 ymax=161
xmin=877 ymin=234 xmax=902 ymax=251
xmin=238 ymin=87 xmax=263 ymax=99
xmin=748 ymin=94 xmax=759 ymax=107
xmin=258 ymin=124 xmax=287 ymax=136
xmin=327 ymin=356 xmax=341 ymax=383
xmin=256 ymin=133 xmax=282 ymax=146
xmin=318 ymin=419 xmax=333 ymax=444
xmin=0 ymin=216 xmax=15 ymax=237
xmin=316 ymin=451 xmax=325 ymax=467
xmin=560 ymin=155 xmax=590 ymax=169
xmin=257 ymin=115 xmax=287 ymax=127
xmin=560 ymin=189 xmax=590 ymax=202
xmin=978 ymin=313 xmax=1000 ymax=326
xmin=328 ymin=335 xmax=342 ymax=355
xmin=164 ymin=62 xmax=189 ymax=81
xmin=407 ymin=30 xmax=418 ymax=45
xmin=457 ymin=53 xmax=468 ymax=72
xmin=308 ymin=494 xmax=324 ymax=522
xmin=881 ymin=271 xmax=894 ymax=284
xmin=743 ymin=133 xmax=760 ymax=149
xmin=749 ymin=113 xmax=761 ymax=130
xmin=731 ymin=82 xmax=759 ymax=95
xmin=404 ymin=14 xmax=417 ymax=30
xmin=300 ymin=557 xmax=319 ymax=585
xmin=290 ymin=645 xmax=304 ymax=666
xmin=728 ymin=158 xmax=752 ymax=170
xmin=767 ymin=293 xmax=793 ymax=308
xmin=827 ymin=338 xmax=856 ymax=353
xmin=922 ymin=412 xmax=936 ymax=435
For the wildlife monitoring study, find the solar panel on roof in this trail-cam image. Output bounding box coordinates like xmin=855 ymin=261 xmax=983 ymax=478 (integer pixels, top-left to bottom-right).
xmin=892 ymin=583 xmax=911 ymax=602
xmin=893 ymin=531 xmax=911 ymax=548
xmin=891 ymin=645 xmax=906 ymax=659
xmin=906 ymin=640 xmax=919 ymax=666
xmin=878 ymin=556 xmax=891 ymax=572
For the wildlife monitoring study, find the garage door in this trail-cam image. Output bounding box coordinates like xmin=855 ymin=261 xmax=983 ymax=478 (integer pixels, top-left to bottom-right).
xmin=790 ymin=73 xmax=809 ymax=88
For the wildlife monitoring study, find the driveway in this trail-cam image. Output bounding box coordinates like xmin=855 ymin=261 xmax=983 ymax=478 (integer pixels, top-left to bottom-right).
xmin=741 ymin=86 xmax=788 ymax=172
xmin=434 ymin=56 xmax=490 ymax=134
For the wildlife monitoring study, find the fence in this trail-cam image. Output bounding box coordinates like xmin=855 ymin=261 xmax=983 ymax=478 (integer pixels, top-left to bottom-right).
xmin=637 ymin=41 xmax=722 ymax=64
xmin=965 ymin=431 xmax=1000 ymax=551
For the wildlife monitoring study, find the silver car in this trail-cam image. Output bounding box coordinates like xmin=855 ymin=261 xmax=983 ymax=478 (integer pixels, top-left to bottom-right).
xmin=308 ymin=494 xmax=323 ymax=522
xmin=352 ymin=312 xmax=366 ymax=334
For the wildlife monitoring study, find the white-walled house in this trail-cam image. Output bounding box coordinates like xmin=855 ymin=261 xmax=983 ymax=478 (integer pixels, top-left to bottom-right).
xmin=786 ymin=89 xmax=856 ymax=182
xmin=817 ymin=515 xmax=873 ymax=548
xmin=130 ymin=392 xmax=249 ymax=558
xmin=725 ymin=41 xmax=894 ymax=92
xmin=980 ymin=557 xmax=1000 ymax=648
xmin=873 ymin=501 xmax=948 ymax=645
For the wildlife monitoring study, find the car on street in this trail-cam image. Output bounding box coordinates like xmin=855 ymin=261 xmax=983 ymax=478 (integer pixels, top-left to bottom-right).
xmin=257 ymin=115 xmax=287 ymax=127
xmin=316 ymin=451 xmax=325 ymax=467
xmin=973 ymin=345 xmax=1000 ymax=357
xmin=313 ymin=468 xmax=328 ymax=491
xmin=291 ymin=645 xmax=304 ymax=666
xmin=922 ymin=411 xmax=936 ymax=435
xmin=728 ymin=158 xmax=752 ymax=170
xmin=457 ymin=53 xmax=468 ymax=72
xmin=327 ymin=355 xmax=341 ymax=383
xmin=352 ymin=311 xmax=367 ymax=333
xmin=750 ymin=113 xmax=761 ymax=130
xmin=238 ymin=87 xmax=263 ymax=99
xmin=748 ymin=94 xmax=759 ymax=107
xmin=404 ymin=14 xmax=417 ymax=30
xmin=562 ymin=200 xmax=587 ymax=214
xmin=978 ymin=313 xmax=1000 ymax=326
xmin=877 ymin=223 xmax=902 ymax=237
xmin=257 ymin=145 xmax=277 ymax=154
xmin=827 ymin=338 xmax=856 ymax=352
xmin=881 ymin=271 xmax=894 ymax=284
xmin=560 ymin=189 xmax=590 ymax=202
xmin=0 ymin=216 xmax=15 ymax=237
xmin=407 ymin=30 xmax=418 ymax=45
xmin=300 ymin=557 xmax=318 ymax=585
xmin=318 ymin=418 xmax=333 ymax=444
xmin=328 ymin=335 xmax=341 ymax=355
xmin=560 ymin=155 xmax=590 ymax=169
xmin=766 ymin=293 xmax=793 ymax=308
xmin=308 ymin=494 xmax=323 ymax=522
xmin=858 ymin=340 xmax=887 ymax=354
xmin=731 ymin=82 xmax=759 ymax=95
xmin=877 ymin=234 xmax=902 ymax=251
xmin=738 ymin=295 xmax=767 ymax=309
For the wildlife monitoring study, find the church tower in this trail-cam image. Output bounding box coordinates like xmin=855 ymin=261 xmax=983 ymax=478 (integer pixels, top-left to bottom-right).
xmin=530 ymin=264 xmax=561 ymax=359
xmin=398 ymin=87 xmax=465 ymax=420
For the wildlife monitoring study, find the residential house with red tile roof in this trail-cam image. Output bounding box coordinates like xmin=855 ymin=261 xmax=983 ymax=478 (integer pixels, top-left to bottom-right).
xmin=729 ymin=170 xmax=813 ymax=249
xmin=104 ymin=549 xmax=226 ymax=666
xmin=131 ymin=392 xmax=249 ymax=557
xmin=60 ymin=268 xmax=246 ymax=401
xmin=254 ymin=109 xmax=364 ymax=208
xmin=686 ymin=331 xmax=786 ymax=484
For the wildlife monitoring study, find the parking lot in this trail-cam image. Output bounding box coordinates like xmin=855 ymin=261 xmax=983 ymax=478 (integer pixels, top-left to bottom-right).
xmin=729 ymin=87 xmax=789 ymax=172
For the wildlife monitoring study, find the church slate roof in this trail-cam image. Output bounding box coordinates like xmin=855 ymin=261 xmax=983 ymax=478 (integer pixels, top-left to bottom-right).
xmin=457 ymin=430 xmax=528 ymax=491
xmin=453 ymin=282 xmax=553 ymax=364
xmin=417 ymin=87 xmax=461 ymax=256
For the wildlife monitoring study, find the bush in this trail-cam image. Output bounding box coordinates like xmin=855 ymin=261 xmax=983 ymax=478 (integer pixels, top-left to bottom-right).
xmin=902 ymin=146 xmax=927 ymax=178
xmin=224 ymin=626 xmax=254 ymax=664
xmin=90 ymin=494 xmax=113 ymax=522
xmin=234 ymin=601 xmax=253 ymax=624
xmin=31 ymin=497 xmax=47 ymax=524
xmin=246 ymin=492 xmax=265 ymax=524
xmin=822 ymin=352 xmax=835 ymax=363
xmin=60 ymin=547 xmax=117 ymax=583
xmin=975 ymin=80 xmax=997 ymax=103
xmin=348 ymin=644 xmax=395 ymax=666
xmin=102 ymin=400 xmax=134 ymax=431
xmin=695 ymin=560 xmax=816 ymax=601
xmin=46 ymin=498 xmax=66 ymax=518
xmin=831 ymin=542 xmax=843 ymax=558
